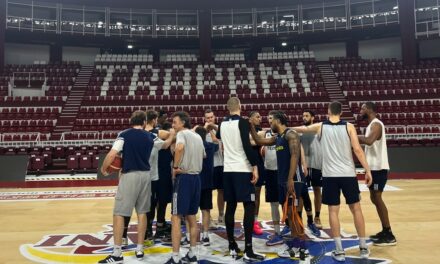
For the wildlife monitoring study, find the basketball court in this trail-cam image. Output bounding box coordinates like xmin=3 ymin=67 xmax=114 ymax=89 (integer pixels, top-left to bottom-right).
xmin=2 ymin=179 xmax=439 ymax=264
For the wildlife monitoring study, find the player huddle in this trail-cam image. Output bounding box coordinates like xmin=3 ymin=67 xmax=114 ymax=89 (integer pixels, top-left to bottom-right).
xmin=99 ymin=98 xmax=396 ymax=264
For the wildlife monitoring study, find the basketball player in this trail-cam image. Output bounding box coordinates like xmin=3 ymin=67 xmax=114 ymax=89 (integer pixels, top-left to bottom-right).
xmin=216 ymin=97 xmax=265 ymax=262
xmin=292 ymin=101 xmax=373 ymax=261
xmin=256 ymin=116 xmax=283 ymax=246
xmin=204 ymin=109 xmax=225 ymax=226
xmin=300 ymin=110 xmax=324 ymax=229
xmin=156 ymin=118 xmax=174 ymax=241
xmin=99 ymin=111 xmax=155 ymax=263
xmin=358 ymin=102 xmax=397 ymax=246
xmin=121 ymin=110 xmax=175 ymax=246
xmin=195 ymin=126 xmax=219 ymax=246
xmin=165 ymin=111 xmax=205 ymax=264
xmin=250 ymin=110 xmax=308 ymax=260
xmin=248 ymin=111 xmax=265 ymax=235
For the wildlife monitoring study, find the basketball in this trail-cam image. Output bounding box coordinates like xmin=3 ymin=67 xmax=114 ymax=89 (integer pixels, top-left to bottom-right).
xmin=106 ymin=155 xmax=122 ymax=174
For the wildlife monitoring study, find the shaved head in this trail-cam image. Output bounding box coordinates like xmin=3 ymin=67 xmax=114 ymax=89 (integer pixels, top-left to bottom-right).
xmin=227 ymin=97 xmax=241 ymax=112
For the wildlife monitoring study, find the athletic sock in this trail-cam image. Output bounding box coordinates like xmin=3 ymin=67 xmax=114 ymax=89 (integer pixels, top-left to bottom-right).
xmin=359 ymin=237 xmax=367 ymax=248
xmin=189 ymin=247 xmax=196 ymax=257
xmin=136 ymin=244 xmax=143 ymax=251
xmin=315 ymin=212 xmax=320 ymax=218
xmin=203 ymin=231 xmax=209 ymax=238
xmin=307 ymin=214 xmax=313 ymax=225
xmin=274 ymin=224 xmax=281 ymax=235
xmin=334 ymin=237 xmax=343 ymax=252
xmin=112 ymin=245 xmax=122 ymax=257
xmin=172 ymin=252 xmax=180 ymax=262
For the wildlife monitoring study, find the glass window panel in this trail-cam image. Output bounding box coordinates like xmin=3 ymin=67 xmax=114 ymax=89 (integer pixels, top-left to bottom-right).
xmin=416 ymin=0 xmax=437 ymax=8
xmin=33 ymin=6 xmax=56 ymax=20
xmin=8 ymin=3 xmax=32 ymax=17
xmin=62 ymin=9 xmax=83 ymax=22
xmin=178 ymin=14 xmax=197 ymax=25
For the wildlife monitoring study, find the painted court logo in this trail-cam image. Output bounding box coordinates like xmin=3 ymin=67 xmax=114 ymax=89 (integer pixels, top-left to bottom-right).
xmin=20 ymin=221 xmax=391 ymax=264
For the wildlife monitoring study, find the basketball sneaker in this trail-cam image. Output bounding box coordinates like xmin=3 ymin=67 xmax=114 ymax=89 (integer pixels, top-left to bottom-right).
xmin=331 ymin=250 xmax=345 ymax=262
xmin=360 ymin=247 xmax=370 ymax=259
xmin=253 ymin=221 xmax=263 ymax=235
xmin=307 ymin=223 xmax=321 ymax=237
xmin=243 ymin=250 xmax=265 ymax=262
xmin=228 ymin=241 xmax=241 ymax=260
xmin=98 ymin=255 xmax=123 ymax=264
xmin=280 ymin=225 xmax=291 ymax=237
xmin=135 ymin=250 xmax=144 ymax=260
xmin=165 ymin=257 xmax=182 ymax=264
xmin=370 ymin=230 xmax=386 ymax=241
xmin=202 ymin=236 xmax=210 ymax=246
xmin=181 ymin=236 xmax=190 ymax=248
xmin=374 ymin=233 xmax=397 ymax=246
xmin=277 ymin=245 xmax=299 ymax=258
xmin=266 ymin=234 xmax=284 ymax=246
xmin=181 ymin=251 xmax=198 ymax=264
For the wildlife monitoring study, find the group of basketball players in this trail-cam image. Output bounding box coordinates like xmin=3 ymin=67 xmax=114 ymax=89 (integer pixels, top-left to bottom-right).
xmin=99 ymin=97 xmax=397 ymax=264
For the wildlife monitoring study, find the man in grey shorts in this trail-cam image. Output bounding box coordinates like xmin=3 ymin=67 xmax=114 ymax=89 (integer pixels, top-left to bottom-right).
xmin=99 ymin=110 xmax=155 ymax=264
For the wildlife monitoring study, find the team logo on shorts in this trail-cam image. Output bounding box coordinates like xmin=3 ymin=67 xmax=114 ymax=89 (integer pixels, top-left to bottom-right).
xmin=20 ymin=221 xmax=391 ymax=263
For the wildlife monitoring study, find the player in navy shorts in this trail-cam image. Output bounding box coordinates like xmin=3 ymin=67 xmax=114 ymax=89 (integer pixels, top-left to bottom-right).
xmin=195 ymin=126 xmax=219 ymax=246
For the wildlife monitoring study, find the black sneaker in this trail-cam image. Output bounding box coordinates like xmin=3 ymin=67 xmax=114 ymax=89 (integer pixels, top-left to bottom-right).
xmin=243 ymin=250 xmax=266 ymax=262
xmin=135 ymin=250 xmax=144 ymax=260
xmin=98 ymin=255 xmax=123 ymax=264
xmin=370 ymin=230 xmax=386 ymax=241
xmin=155 ymin=223 xmax=172 ymax=238
xmin=228 ymin=241 xmax=242 ymax=260
xmin=165 ymin=257 xmax=183 ymax=264
xmin=181 ymin=251 xmax=197 ymax=264
xmin=202 ymin=236 xmax=210 ymax=246
xmin=180 ymin=237 xmax=190 ymax=248
xmin=374 ymin=233 xmax=397 ymax=246
xmin=299 ymin=248 xmax=310 ymax=261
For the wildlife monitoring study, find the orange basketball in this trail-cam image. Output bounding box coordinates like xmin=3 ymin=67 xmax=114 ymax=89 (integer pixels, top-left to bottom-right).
xmin=106 ymin=155 xmax=122 ymax=174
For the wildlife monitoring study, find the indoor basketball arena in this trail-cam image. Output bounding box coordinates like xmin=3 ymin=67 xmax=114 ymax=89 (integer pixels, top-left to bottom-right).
xmin=1 ymin=0 xmax=439 ymax=263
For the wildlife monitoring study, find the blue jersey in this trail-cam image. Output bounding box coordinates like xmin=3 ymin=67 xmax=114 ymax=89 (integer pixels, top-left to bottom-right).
xmin=275 ymin=129 xmax=304 ymax=184
xmin=118 ymin=128 xmax=155 ymax=173
xmin=199 ymin=141 xmax=219 ymax=190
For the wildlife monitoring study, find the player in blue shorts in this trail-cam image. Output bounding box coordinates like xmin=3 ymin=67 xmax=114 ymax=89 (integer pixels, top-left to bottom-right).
xmin=248 ymin=111 xmax=265 ymax=235
xmin=195 ymin=126 xmax=219 ymax=246
xmin=165 ymin=111 xmax=205 ymax=264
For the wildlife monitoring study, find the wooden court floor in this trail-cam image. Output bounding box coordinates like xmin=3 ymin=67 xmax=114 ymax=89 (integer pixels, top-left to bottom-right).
xmin=1 ymin=179 xmax=440 ymax=264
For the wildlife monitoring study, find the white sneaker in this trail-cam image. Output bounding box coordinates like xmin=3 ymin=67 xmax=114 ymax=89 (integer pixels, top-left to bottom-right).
xmin=360 ymin=247 xmax=370 ymax=259
xmin=331 ymin=250 xmax=345 ymax=262
xmin=277 ymin=245 xmax=299 ymax=258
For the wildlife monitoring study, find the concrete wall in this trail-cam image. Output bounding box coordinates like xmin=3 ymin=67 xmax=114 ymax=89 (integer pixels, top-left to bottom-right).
xmin=5 ymin=43 xmax=50 ymax=64
xmin=309 ymin=42 xmax=346 ymax=61
xmin=359 ymin=37 xmax=402 ymax=60
xmin=419 ymin=39 xmax=440 ymax=58
xmin=63 ymin=46 xmax=100 ymax=65
xmin=388 ymin=147 xmax=440 ymax=173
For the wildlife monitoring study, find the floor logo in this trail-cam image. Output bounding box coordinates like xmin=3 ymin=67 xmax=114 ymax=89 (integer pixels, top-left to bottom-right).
xmin=20 ymin=221 xmax=391 ymax=263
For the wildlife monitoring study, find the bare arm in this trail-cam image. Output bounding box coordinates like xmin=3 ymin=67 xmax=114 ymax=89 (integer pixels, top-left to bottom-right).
xmin=249 ymin=123 xmax=276 ymax=146
xmin=158 ymin=129 xmax=170 ymax=140
xmin=286 ymin=130 xmax=301 ymax=194
xmin=348 ymin=123 xmax=372 ymax=186
xmin=100 ymin=149 xmax=118 ymax=175
xmin=358 ymin=122 xmax=382 ymax=146
xmin=209 ymin=130 xmax=220 ymax=143
xmin=173 ymin=143 xmax=184 ymax=167
xmin=300 ymin=144 xmax=308 ymax=177
xmin=291 ymin=123 xmax=322 ymax=134
xmin=161 ymin=129 xmax=175 ymax=149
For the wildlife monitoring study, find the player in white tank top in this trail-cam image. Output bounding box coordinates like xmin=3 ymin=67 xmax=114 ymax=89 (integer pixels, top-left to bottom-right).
xmin=359 ymin=102 xmax=397 ymax=246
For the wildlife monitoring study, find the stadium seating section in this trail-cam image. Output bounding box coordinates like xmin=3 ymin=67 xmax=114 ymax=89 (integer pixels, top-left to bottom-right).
xmin=1 ymin=54 xmax=439 ymax=174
